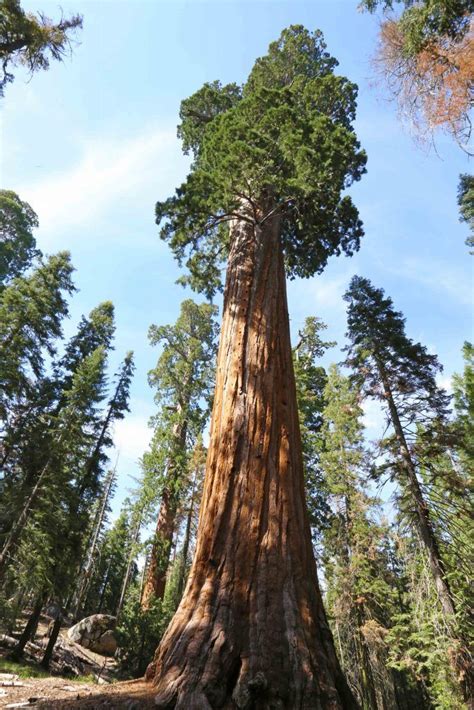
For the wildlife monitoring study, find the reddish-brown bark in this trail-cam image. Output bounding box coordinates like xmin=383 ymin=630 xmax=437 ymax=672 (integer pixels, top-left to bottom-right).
xmin=147 ymin=211 xmax=357 ymax=709
xmin=141 ymin=488 xmax=177 ymax=610
xmin=141 ymin=420 xmax=188 ymax=611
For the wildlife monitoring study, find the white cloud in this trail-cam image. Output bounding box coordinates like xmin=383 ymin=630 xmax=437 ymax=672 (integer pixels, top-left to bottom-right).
xmin=288 ymin=272 xmax=350 ymax=315
xmin=17 ymin=126 xmax=188 ymax=245
xmin=112 ymin=413 xmax=153 ymax=466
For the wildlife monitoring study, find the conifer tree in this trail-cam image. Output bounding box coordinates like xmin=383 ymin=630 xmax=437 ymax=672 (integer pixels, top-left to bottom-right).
xmin=344 ymin=275 xmax=472 ymax=701
xmin=0 ymin=190 xmax=40 ymax=287
xmin=0 ymin=345 xmax=108 ymax=580
xmin=148 ymin=26 xmax=366 ymax=707
xmin=452 ymin=341 xmax=474 ymax=470
xmin=0 ymin=0 xmax=82 ymax=97
xmin=0 ymin=251 xmax=75 ymax=424
xmin=457 ymin=175 xmax=474 ymax=251
xmin=140 ymin=300 xmax=217 ymax=610
xmin=320 ymin=365 xmax=423 ymax=709
xmin=293 ymin=317 xmax=334 ymax=549
xmin=85 ymin=502 xmax=136 ymax=617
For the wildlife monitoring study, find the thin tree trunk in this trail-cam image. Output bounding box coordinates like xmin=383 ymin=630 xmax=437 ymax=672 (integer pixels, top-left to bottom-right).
xmin=72 ymin=466 xmax=116 ymax=619
xmin=375 ymin=356 xmax=472 ymax=700
xmin=141 ymin=419 xmax=188 ymax=611
xmin=375 ymin=357 xmax=455 ymax=619
xmin=148 ymin=208 xmax=357 ymax=708
xmin=11 ymin=593 xmax=45 ymax=659
xmin=0 ymin=454 xmax=55 ymax=579
xmin=97 ymin=561 xmax=112 ymax=614
xmin=116 ymin=511 xmax=142 ymax=620
xmin=41 ymin=614 xmax=62 ymax=669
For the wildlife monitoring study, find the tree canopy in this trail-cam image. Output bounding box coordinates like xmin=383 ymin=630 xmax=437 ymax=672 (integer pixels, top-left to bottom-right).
xmin=0 ymin=190 xmax=40 ymax=287
xmin=156 ymin=25 xmax=367 ymax=297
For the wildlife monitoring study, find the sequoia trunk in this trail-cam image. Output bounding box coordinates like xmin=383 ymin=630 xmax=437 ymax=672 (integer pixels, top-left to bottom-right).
xmin=148 ymin=210 xmax=357 ymax=709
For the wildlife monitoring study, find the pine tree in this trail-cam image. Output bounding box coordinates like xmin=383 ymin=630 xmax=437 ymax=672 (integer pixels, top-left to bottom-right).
xmin=148 ymin=26 xmax=366 ymax=706
xmin=85 ymin=502 xmax=136 ymax=617
xmin=344 ymin=275 xmax=472 ymax=701
xmin=320 ymin=365 xmax=424 ymax=709
xmin=140 ymin=300 xmax=217 ymax=609
xmin=452 ymin=341 xmax=474 ymax=471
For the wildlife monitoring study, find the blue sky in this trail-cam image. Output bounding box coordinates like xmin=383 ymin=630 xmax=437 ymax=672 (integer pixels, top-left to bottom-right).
xmin=2 ymin=0 xmax=472 ymax=514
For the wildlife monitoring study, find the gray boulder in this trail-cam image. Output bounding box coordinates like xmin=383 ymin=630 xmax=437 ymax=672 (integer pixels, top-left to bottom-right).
xmin=67 ymin=614 xmax=117 ymax=656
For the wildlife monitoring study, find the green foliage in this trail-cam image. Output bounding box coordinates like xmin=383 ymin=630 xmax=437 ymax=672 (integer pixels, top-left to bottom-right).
xmin=344 ymin=275 xmax=450 ymax=450
xmin=360 ymin=0 xmax=473 ymax=53
xmin=293 ymin=317 xmax=334 ymax=543
xmin=0 ymin=657 xmax=51 ymax=678
xmin=0 ymin=251 xmax=75 ymax=419
xmin=83 ymin=503 xmax=136 ymax=616
xmin=320 ymin=366 xmax=419 ymax=709
xmin=387 ymin=537 xmax=467 ymax=709
xmin=148 ymin=299 xmax=218 ymax=430
xmin=139 ymin=300 xmax=217 ymax=521
xmin=156 ymin=25 xmax=366 ymax=297
xmin=452 ymin=342 xmax=474 ymax=465
xmin=457 ymin=175 xmax=474 ymax=252
xmin=115 ymin=586 xmax=174 ymax=678
xmin=0 ymin=190 xmax=40 ymax=286
xmin=0 ymin=0 xmax=82 ymax=96
xmin=59 ymin=301 xmax=115 ymax=388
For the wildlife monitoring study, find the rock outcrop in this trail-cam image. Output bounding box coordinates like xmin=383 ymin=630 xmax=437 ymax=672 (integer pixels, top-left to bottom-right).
xmin=67 ymin=614 xmax=117 ymax=656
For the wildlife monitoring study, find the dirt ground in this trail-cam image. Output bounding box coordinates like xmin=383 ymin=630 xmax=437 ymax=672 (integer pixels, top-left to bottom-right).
xmin=0 ymin=676 xmax=156 ymax=708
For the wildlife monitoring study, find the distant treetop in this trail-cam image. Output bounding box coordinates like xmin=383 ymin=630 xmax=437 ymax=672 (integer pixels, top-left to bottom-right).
xmin=0 ymin=0 xmax=82 ymax=97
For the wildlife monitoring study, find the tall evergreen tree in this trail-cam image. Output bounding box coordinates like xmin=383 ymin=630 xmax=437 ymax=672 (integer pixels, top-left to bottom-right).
xmin=0 ymin=345 xmax=108 ymax=581
xmin=0 ymin=250 xmax=75 ymax=423
xmin=320 ymin=365 xmax=424 ymax=709
xmin=140 ymin=299 xmax=217 ymax=610
xmin=344 ymin=275 xmax=472 ymax=701
xmin=293 ymin=317 xmax=333 ymax=548
xmin=147 ymin=26 xmax=366 ymax=707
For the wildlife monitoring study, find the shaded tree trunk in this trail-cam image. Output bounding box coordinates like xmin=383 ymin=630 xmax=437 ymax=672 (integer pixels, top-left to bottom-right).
xmin=11 ymin=593 xmax=45 ymax=659
xmin=148 ymin=209 xmax=357 ymax=708
xmin=41 ymin=613 xmax=62 ymax=669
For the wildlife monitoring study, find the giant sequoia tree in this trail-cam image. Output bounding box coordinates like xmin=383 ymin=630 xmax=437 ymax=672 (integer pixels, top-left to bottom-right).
xmin=141 ymin=299 xmax=217 ymax=610
xmin=148 ymin=26 xmax=366 ymax=708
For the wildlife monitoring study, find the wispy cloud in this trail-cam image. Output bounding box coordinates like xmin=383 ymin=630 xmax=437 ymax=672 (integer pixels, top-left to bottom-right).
xmin=17 ymin=126 xmax=188 ymax=246
xmin=387 ymin=257 xmax=472 ymax=308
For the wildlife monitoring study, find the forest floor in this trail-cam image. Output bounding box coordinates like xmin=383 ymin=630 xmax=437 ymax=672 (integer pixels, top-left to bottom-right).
xmin=0 ymin=615 xmax=156 ymax=708
xmin=0 ymin=675 xmax=156 ymax=708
